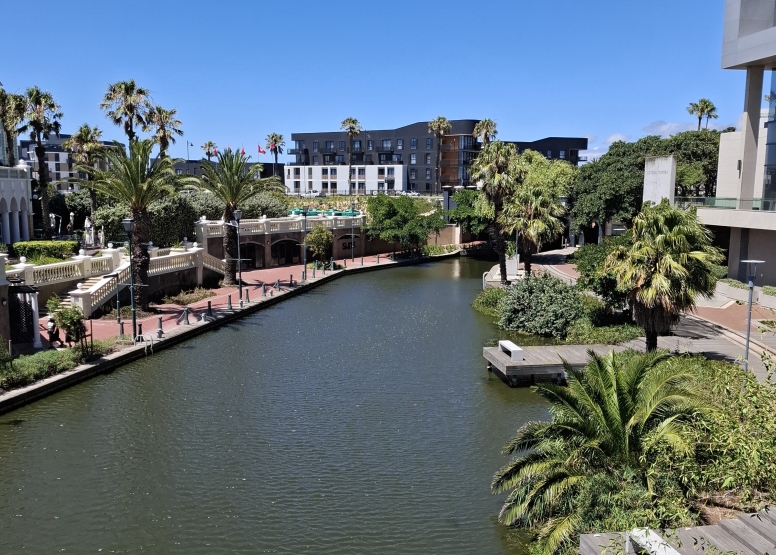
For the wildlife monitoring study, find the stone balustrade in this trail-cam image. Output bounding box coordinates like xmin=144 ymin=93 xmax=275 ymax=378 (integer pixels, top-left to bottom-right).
xmin=195 ymin=215 xmax=366 ymax=243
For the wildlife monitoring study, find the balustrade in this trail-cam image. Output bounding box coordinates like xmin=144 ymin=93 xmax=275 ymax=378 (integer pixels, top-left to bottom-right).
xmin=32 ymin=259 xmax=83 ymax=284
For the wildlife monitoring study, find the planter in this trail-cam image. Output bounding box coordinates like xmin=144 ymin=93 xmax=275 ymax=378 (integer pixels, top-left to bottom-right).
xmin=716 ymin=281 xmax=757 ymax=303
xmin=760 ymin=291 xmax=776 ymax=310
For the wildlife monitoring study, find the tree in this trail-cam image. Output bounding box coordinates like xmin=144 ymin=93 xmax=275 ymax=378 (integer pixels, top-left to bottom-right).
xmin=265 ymin=133 xmax=284 ymax=175
xmin=63 ymin=124 xmax=103 ymax=219
xmin=493 ymin=349 xmax=712 ymax=555
xmin=144 ymin=105 xmax=183 ymax=157
xmin=448 ymin=189 xmax=491 ymax=235
xmin=703 ymin=99 xmax=718 ymax=129
xmin=201 ymin=141 xmax=217 ymax=162
xmin=17 ymin=87 xmax=63 ymax=238
xmin=473 ymin=118 xmax=497 ymax=145
xmin=306 ymin=225 xmax=333 ymax=264
xmin=100 ymin=79 xmax=151 ymax=142
xmin=604 ymin=200 xmax=723 ymax=351
xmin=687 ymin=98 xmax=716 ymax=131
xmin=340 ymin=118 xmax=362 ymax=195
xmin=428 ymin=116 xmax=452 ymax=194
xmin=366 ymin=195 xmax=444 ymax=254
xmin=469 ymin=141 xmax=519 ymax=283
xmin=0 ymin=88 xmax=26 ymax=167
xmin=197 ymin=149 xmax=284 ymax=284
xmin=81 ymin=139 xmax=190 ymax=309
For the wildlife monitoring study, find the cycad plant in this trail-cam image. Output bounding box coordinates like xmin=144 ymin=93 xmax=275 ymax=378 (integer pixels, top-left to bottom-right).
xmin=81 ymin=139 xmax=191 ymax=309
xmin=493 ymin=349 xmax=712 ymax=555
xmin=198 ymin=149 xmax=284 ymax=284
xmin=605 ymin=200 xmax=722 ymax=351
xmin=63 ymin=124 xmax=103 ymax=219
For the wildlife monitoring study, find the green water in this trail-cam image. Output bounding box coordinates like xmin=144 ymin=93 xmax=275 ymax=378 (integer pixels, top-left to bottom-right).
xmin=0 ymin=258 xmax=548 ymax=554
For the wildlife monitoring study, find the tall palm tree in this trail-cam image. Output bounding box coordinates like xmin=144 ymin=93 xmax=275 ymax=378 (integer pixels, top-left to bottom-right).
xmin=63 ymin=124 xmax=103 ymax=219
xmin=197 ymin=149 xmax=284 ymax=285
xmin=341 ymin=118 xmax=362 ymax=195
xmin=144 ymin=105 xmax=183 ymax=157
xmin=201 ymin=141 xmax=217 ymax=162
xmin=469 ymin=141 xmax=520 ymax=283
xmin=100 ymin=79 xmax=151 ymax=143
xmin=686 ymin=101 xmax=703 ymax=131
xmin=493 ymin=349 xmax=712 ymax=555
xmin=686 ymin=98 xmax=717 ymax=131
xmin=265 ymin=132 xmax=285 ymax=176
xmin=81 ymin=139 xmax=191 ymax=309
xmin=473 ymin=118 xmax=497 ymax=145
xmin=0 ymin=89 xmax=26 ymax=167
xmin=702 ymin=99 xmax=718 ymax=129
xmin=604 ymin=200 xmax=723 ymax=351
xmin=17 ymin=87 xmax=63 ymax=238
xmin=428 ymin=116 xmax=452 ymax=194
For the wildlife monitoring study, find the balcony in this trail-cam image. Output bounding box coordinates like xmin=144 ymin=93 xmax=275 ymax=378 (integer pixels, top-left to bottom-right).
xmin=376 ymin=146 xmax=393 ymax=153
xmin=288 ymin=148 xmax=302 ymax=155
xmin=677 ymin=197 xmax=776 ymax=232
xmin=440 ymin=144 xmax=480 ymax=152
xmin=319 ymin=146 xmax=336 ymax=154
xmin=440 ymin=160 xmax=471 ymax=167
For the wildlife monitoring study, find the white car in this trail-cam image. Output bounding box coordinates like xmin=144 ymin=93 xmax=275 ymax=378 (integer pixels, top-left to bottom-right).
xmin=407 ymin=191 xmax=420 ymax=197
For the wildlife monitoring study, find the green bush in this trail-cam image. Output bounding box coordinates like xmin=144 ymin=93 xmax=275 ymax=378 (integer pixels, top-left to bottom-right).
xmin=187 ymin=191 xmax=224 ymax=220
xmin=162 ymin=287 xmax=215 ymax=306
xmin=498 ymin=274 xmax=583 ymax=339
xmin=472 ymin=287 xmax=507 ymax=317
xmin=148 ymin=196 xmax=197 ymax=247
xmin=94 ymin=203 xmax=130 ymax=243
xmin=565 ymin=318 xmax=642 ymax=345
xmin=53 ymin=306 xmax=87 ymax=343
xmin=241 ymin=192 xmax=287 ymax=219
xmin=720 ymin=278 xmax=748 ymax=290
xmin=711 ymin=263 xmax=728 ymax=280
xmin=13 ymin=240 xmax=79 ymax=260
xmin=763 ymin=285 xmax=776 ymax=297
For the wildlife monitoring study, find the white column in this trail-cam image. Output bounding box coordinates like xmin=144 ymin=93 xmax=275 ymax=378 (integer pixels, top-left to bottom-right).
xmin=20 ymin=208 xmax=29 ymax=240
xmin=0 ymin=210 xmax=9 ymax=245
xmin=9 ymin=210 xmax=20 ymax=244
xmin=30 ymin=291 xmax=42 ymax=348
xmin=739 ymin=66 xmax=765 ymax=201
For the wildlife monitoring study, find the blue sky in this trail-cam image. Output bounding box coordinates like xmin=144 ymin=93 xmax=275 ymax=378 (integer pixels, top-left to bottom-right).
xmin=2 ymin=0 xmax=747 ymax=162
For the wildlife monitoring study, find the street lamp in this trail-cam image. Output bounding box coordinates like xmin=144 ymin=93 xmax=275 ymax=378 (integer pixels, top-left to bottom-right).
xmin=234 ymin=209 xmax=243 ymax=306
xmin=741 ymin=259 xmax=765 ymax=372
xmin=301 ymin=205 xmax=308 ymax=283
xmin=122 ymin=218 xmax=137 ymax=341
xmin=350 ymin=202 xmax=355 ymax=262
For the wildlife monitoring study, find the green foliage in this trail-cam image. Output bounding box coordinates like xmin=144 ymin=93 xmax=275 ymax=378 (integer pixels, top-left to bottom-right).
xmin=762 ymin=285 xmax=776 ymax=297
xmin=306 ymin=225 xmax=333 ymax=262
xmin=94 ymin=203 xmax=130 ymax=243
xmin=13 ymin=240 xmax=78 ymax=260
xmin=53 ymin=306 xmax=86 ymax=342
xmin=162 ymin=287 xmax=215 ymax=306
xmin=241 ymin=192 xmax=287 ymax=219
xmin=46 ymin=295 xmax=62 ymax=314
xmin=720 ymin=278 xmax=748 ymax=290
xmin=64 ymin=188 xmax=92 ymax=227
xmin=448 ymin=189 xmax=491 ymax=234
xmin=710 ymin=264 xmax=728 ymax=280
xmin=565 ymin=317 xmax=641 ymax=345
xmin=573 ymin=234 xmax=632 ymax=308
xmin=148 ymin=195 xmax=197 ymax=247
xmin=366 ymin=195 xmax=443 ymax=253
xmin=498 ymin=274 xmax=583 ymax=339
xmin=187 ymin=191 xmax=224 ymax=220
xmin=472 ymin=287 xmax=507 ymax=317
xmin=420 ymin=244 xmax=458 ymax=256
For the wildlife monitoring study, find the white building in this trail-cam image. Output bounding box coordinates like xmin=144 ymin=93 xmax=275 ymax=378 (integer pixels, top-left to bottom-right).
xmin=284 ymin=164 xmax=406 ymax=196
xmin=0 ymin=161 xmax=33 ymax=245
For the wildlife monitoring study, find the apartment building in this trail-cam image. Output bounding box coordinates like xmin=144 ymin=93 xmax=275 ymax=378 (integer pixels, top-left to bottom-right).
xmin=289 ymin=120 xmax=587 ymax=195
xmin=173 ymin=159 xmax=285 ymax=182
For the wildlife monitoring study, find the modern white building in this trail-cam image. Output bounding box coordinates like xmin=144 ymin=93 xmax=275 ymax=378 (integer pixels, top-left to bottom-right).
xmin=284 ymin=164 xmax=406 ymax=196
xmin=0 ymin=161 xmax=33 ymax=245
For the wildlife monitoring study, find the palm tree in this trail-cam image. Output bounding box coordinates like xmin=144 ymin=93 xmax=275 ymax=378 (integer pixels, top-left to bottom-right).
xmin=144 ymin=105 xmax=183 ymax=157
xmin=265 ymin=133 xmax=285 ymax=176
xmin=63 ymin=124 xmax=103 ymax=219
xmin=17 ymin=87 xmax=63 ymax=238
xmin=686 ymin=101 xmax=702 ymax=131
xmin=0 ymin=89 xmax=26 ymax=167
xmin=473 ymin=118 xmax=497 ymax=145
xmin=81 ymin=139 xmax=191 ymax=309
xmin=201 ymin=141 xmax=217 ymax=162
xmin=687 ymin=98 xmax=717 ymax=131
xmin=428 ymin=116 xmax=452 ymax=194
xmin=197 ymin=149 xmax=284 ymax=285
xmin=341 ymin=118 xmax=362 ymax=195
xmin=604 ymin=200 xmax=723 ymax=351
xmin=469 ymin=141 xmax=519 ymax=283
xmin=493 ymin=349 xmax=712 ymax=555
xmin=100 ymin=79 xmax=151 ymax=142
xmin=702 ymin=99 xmax=718 ymax=129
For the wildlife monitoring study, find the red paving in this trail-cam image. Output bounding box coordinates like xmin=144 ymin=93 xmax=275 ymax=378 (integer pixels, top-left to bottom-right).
xmin=40 ymin=255 xmax=392 ymax=347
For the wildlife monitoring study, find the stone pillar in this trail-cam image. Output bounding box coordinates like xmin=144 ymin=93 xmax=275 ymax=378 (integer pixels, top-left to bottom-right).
xmin=102 ymin=247 xmax=121 ymax=270
xmin=20 ymin=208 xmax=29 ymax=241
xmin=9 ymin=209 xmax=19 ymax=244
xmin=74 ymin=252 xmax=93 ymax=279
xmin=1 ymin=210 xmax=9 ymax=245
xmin=739 ymin=66 xmax=765 ymax=201
xmin=14 ymin=260 xmax=35 ymax=285
xmin=191 ymin=245 xmax=204 ymax=285
xmin=69 ymin=284 xmax=93 ymax=318
xmin=30 ymin=291 xmax=42 ymax=348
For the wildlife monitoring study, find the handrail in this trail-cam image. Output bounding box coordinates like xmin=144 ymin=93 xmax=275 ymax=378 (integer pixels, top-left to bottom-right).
xmin=88 ymin=263 xmax=131 ymax=312
xmin=202 ymin=253 xmax=226 ymax=274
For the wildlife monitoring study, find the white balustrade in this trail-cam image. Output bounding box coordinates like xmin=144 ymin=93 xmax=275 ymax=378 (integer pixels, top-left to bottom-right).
xmin=90 ymin=256 xmax=112 ymax=276
xmin=32 ymin=259 xmax=84 ymax=284
xmin=148 ymin=252 xmax=196 ymax=276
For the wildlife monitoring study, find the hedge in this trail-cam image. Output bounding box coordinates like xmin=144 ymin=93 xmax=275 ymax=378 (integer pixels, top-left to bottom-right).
xmin=498 ymin=274 xmax=583 ymax=339
xmin=13 ymin=240 xmax=79 ymax=260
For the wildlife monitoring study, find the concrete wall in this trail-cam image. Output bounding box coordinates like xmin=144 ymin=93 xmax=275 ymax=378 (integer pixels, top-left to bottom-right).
xmin=716 ymin=117 xmax=768 ymax=198
xmin=727 ymin=226 xmax=776 ymax=284
xmin=722 ymin=0 xmax=776 ymax=68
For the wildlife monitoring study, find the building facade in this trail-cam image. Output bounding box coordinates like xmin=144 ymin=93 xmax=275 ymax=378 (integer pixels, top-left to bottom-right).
xmin=0 ymin=161 xmax=33 ymax=245
xmin=289 ymin=120 xmax=587 ymax=195
xmin=694 ymin=1 xmax=776 ymax=284
xmin=172 ymin=159 xmax=285 ymax=182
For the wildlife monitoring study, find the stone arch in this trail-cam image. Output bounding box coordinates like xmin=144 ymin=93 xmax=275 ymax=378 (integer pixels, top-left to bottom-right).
xmin=9 ymin=197 xmax=17 ymax=212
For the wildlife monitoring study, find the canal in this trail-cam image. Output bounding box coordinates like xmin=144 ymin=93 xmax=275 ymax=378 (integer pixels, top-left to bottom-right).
xmin=0 ymin=258 xmax=549 ymax=554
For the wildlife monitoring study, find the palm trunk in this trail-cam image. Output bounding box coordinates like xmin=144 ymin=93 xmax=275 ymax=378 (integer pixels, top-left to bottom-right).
xmin=131 ymin=209 xmax=151 ymax=311
xmin=35 ymin=142 xmax=53 ymax=239
xmin=4 ymin=129 xmax=16 ymax=166
xmin=435 ymin=135 xmax=441 ymax=194
xmin=222 ymin=205 xmax=237 ymax=285
xmin=697 ymin=116 xmax=701 ymax=131
xmin=273 ymin=151 xmax=278 ymax=176
xmin=496 ymin=232 xmax=507 ymax=284
xmin=645 ymin=330 xmax=658 ymax=352
xmin=523 ymin=250 xmax=533 ymax=277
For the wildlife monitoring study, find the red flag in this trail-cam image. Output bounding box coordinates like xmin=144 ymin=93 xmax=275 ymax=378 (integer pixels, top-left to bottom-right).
xmin=258 ymin=144 xmax=266 ymax=154
xmin=214 ymin=147 xmax=219 ymax=155
xmin=228 ymin=145 xmax=232 ymax=152
xmin=241 ymin=146 xmax=245 ymax=155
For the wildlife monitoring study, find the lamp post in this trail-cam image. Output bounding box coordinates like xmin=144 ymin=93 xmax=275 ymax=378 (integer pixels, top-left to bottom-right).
xmin=234 ymin=209 xmax=243 ymax=306
xmin=350 ymin=202 xmax=355 ymax=262
xmin=122 ymin=218 xmax=137 ymax=341
xmin=741 ymin=259 xmax=765 ymax=372
xmin=302 ymin=205 xmax=308 ymax=283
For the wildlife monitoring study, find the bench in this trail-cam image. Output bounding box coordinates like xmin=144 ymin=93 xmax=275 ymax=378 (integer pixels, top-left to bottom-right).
xmin=498 ymin=340 xmax=523 ymax=361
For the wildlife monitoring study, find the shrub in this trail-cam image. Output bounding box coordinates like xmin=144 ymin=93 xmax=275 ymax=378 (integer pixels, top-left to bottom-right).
xmin=565 ymin=318 xmax=642 ymax=345
xmin=711 ymin=263 xmax=728 ymax=280
xmin=763 ymin=285 xmax=776 ymax=297
xmin=187 ymin=191 xmax=224 ymax=220
xmin=46 ymin=295 xmax=62 ymax=314
xmin=498 ymin=274 xmax=583 ymax=338
xmin=53 ymin=306 xmax=87 ymax=343
xmin=421 ymin=245 xmax=445 ymax=256
xmin=162 ymin=287 xmax=216 ymax=305
xmin=573 ymin=234 xmax=631 ymax=309
xmin=306 ymin=225 xmax=333 ymax=263
xmin=241 ymin=192 xmax=287 ymax=219
xmin=472 ymin=287 xmax=507 ymax=317
xmin=94 ymin=203 xmax=130 ymax=243
xmin=148 ymin=196 xmax=197 ymax=247
xmin=720 ymin=278 xmax=748 ymax=290
xmin=13 ymin=240 xmax=79 ymax=260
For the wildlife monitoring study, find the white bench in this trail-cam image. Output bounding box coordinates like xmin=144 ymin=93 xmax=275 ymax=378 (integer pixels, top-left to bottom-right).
xmin=498 ymin=340 xmax=523 ymax=361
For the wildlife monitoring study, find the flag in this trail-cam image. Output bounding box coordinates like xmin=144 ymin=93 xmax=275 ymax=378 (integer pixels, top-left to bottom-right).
xmin=214 ymin=147 xmax=219 ymax=155
xmin=258 ymin=144 xmax=266 ymax=154
xmin=241 ymin=146 xmax=245 ymax=155
xmin=228 ymin=145 xmax=232 ymax=152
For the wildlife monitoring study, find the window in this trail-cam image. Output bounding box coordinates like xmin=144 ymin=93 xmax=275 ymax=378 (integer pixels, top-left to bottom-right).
xmin=286 ymin=169 xmax=291 ymax=179
xmin=410 ymin=138 xmax=417 ymax=149
xmin=313 ymin=155 xmax=318 ymax=165
xmin=367 ymin=140 xmax=373 ymax=151
xmin=378 ymin=167 xmax=385 ymax=177
xmin=426 ymin=168 xmax=432 ymax=179
xmin=308 ymin=167 xmax=312 ymax=178
xmin=176 ymin=169 xmax=183 ymax=175
xmin=547 ymin=150 xmax=552 ymax=158
xmin=353 ymin=140 xmax=361 ymax=152
xmin=330 ymin=184 xmax=337 ymax=193
xmin=559 ymin=150 xmax=565 ymax=159
xmin=391 ymin=154 xmax=402 ymax=163
xmin=410 ymin=153 xmax=417 ymax=165
xmin=294 ymin=180 xmax=300 ymax=190
xmin=396 ymin=139 xmax=404 ymax=150
xmin=425 ymin=183 xmax=430 ymax=191
xmin=425 ymin=153 xmax=431 ymax=165
xmin=426 ymin=138 xmax=432 ymax=149
xmin=350 ymin=168 xmax=356 ymax=178
xmin=410 ymin=169 xmax=417 ymax=179
xmin=381 ymin=139 xmax=392 ymax=149
xmin=409 ymin=182 xmax=416 ymax=190
xmin=325 ymin=141 xmax=334 ymax=150
xmin=335 ymin=155 xmax=344 ymax=164
xmin=294 ymin=168 xmax=301 ymax=177
xmin=339 ymin=141 xmax=345 ymax=151
xmin=313 ymin=141 xmax=319 ymax=152
xmin=358 ymin=168 xmax=365 ymax=177
xmin=379 ymin=155 xmax=389 ymax=164
xmin=322 ymin=168 xmax=328 ymax=177
xmin=322 ymin=182 xmax=328 ymax=191
xmin=330 ymin=168 xmax=337 ymax=177
xmin=297 ymin=140 xmax=305 ymax=149
xmin=378 ymin=182 xmax=385 ymax=190
xmin=387 ymin=167 xmax=394 ymax=176
xmin=55 ymin=153 xmax=61 ymax=161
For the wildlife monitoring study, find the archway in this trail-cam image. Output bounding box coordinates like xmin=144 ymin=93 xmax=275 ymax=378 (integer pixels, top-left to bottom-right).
xmin=271 ymin=239 xmax=300 ymax=267
xmin=243 ymin=242 xmax=265 ymax=269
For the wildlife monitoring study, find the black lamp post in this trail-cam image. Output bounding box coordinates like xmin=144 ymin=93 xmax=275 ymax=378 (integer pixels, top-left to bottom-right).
xmin=350 ymin=202 xmax=355 ymax=262
xmin=234 ymin=209 xmax=243 ymax=306
xmin=122 ymin=218 xmax=137 ymax=341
